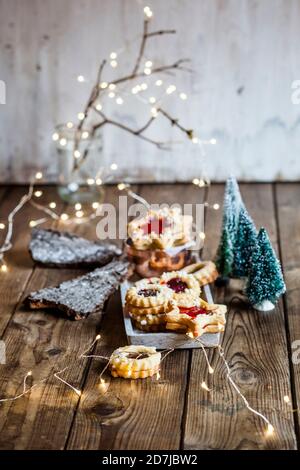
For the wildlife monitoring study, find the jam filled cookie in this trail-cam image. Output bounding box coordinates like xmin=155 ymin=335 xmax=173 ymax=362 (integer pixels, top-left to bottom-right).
xmin=183 ymin=261 xmax=219 ymax=286
xmin=109 ymin=345 xmax=161 ymax=379
xmin=165 ymin=299 xmax=226 ymax=338
xmin=161 ymin=271 xmax=200 ymax=304
xmin=127 ymin=208 xmax=193 ymax=251
xmin=125 ymin=284 xmax=172 ymax=308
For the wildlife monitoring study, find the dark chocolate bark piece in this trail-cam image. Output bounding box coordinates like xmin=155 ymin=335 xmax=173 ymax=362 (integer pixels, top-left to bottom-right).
xmin=26 ymin=259 xmax=130 ymax=319
xmin=29 ymin=228 xmax=121 ymax=268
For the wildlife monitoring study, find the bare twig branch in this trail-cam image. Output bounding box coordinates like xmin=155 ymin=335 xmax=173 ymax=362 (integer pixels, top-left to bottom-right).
xmin=158 ymin=108 xmax=194 ymax=139
xmin=132 ymin=19 xmax=148 ymax=75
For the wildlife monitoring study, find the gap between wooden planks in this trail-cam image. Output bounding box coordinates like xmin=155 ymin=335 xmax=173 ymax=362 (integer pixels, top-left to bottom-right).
xmin=183 ymin=184 xmax=297 ymax=450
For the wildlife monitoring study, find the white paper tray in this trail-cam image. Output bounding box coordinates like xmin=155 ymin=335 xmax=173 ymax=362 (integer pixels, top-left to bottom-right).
xmin=120 ymin=280 xmax=220 ymax=349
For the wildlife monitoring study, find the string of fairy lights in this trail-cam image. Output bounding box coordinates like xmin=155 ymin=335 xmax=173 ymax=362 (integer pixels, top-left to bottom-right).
xmin=0 ymin=3 xmax=289 ymax=443
xmin=51 ymin=4 xmax=214 ymax=186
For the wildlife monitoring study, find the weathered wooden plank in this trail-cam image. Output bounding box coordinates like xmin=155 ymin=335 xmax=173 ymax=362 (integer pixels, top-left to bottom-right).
xmin=275 ymin=183 xmax=300 ymax=445
xmin=0 ymin=186 xmax=113 ymax=449
xmin=183 ymin=184 xmax=297 ymax=450
xmin=66 ymin=183 xmax=203 ymax=449
xmin=0 ymin=186 xmax=63 ymax=336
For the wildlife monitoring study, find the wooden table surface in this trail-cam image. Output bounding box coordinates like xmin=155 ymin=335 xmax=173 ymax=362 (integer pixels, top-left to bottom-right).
xmin=0 ymin=183 xmax=299 ymax=450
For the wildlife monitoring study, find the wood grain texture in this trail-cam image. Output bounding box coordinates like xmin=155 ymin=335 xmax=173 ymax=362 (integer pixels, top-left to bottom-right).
xmin=183 ymin=184 xmax=297 ymax=449
xmin=275 ymin=183 xmax=300 ymax=443
xmin=1 ymin=0 xmax=300 ymax=183
xmin=66 ymin=184 xmax=198 ymax=450
xmin=0 ymin=183 xmax=298 ymax=450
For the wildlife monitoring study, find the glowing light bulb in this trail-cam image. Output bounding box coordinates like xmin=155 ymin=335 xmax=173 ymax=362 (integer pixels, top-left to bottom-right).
xmin=110 ymin=52 xmax=117 ymax=59
xmin=149 ymin=97 xmax=156 ymax=104
xmin=108 ymin=91 xmax=115 ymax=98
xmin=284 ymin=395 xmax=290 ymax=403
xmin=100 ymin=378 xmax=105 ymax=385
xmin=140 ymin=83 xmax=148 ymax=91
xmin=100 ymin=81 xmax=108 ymax=89
xmin=109 ymin=83 xmax=116 ymax=90
xmin=118 ymin=183 xmax=126 ymax=191
xmin=116 ymin=97 xmax=123 ymax=105
xmin=132 ymin=87 xmax=138 ymax=94
xmin=96 ymin=334 xmax=101 ymax=340
xmin=87 ymin=178 xmax=95 ymax=185
xmin=74 ymin=150 xmax=81 ymax=159
xmin=1 ymin=264 xmax=8 ymax=272
xmin=52 ymin=132 xmax=59 ymax=141
xmin=201 ymin=381 xmax=210 ymax=391
xmin=29 ymin=220 xmax=37 ymax=227
xmin=156 ymin=372 xmax=160 ymax=380
xmin=81 ymin=131 xmax=89 ymax=139
xmin=180 ymin=92 xmax=187 ymax=100
xmin=155 ymin=79 xmax=163 ymax=86
xmin=265 ymin=424 xmax=274 ymax=437
xmin=96 ymin=178 xmax=102 ymax=186
xmin=213 ymin=203 xmax=220 ymax=210
xmin=192 ymin=178 xmax=199 ymax=185
xmin=60 ymin=213 xmax=69 ymax=221
xmin=144 ymin=68 xmax=151 ymax=75
xmin=151 ymin=107 xmax=158 ymax=117
xmin=208 ymin=366 xmax=214 ymax=374
xmin=110 ymin=163 xmax=118 ymax=171
xmin=166 ymin=85 xmax=176 ymax=94
xmin=199 ymin=179 xmax=205 ymax=187
xmin=92 ymin=202 xmax=99 ymax=209
xmin=49 ymin=202 xmax=56 ymax=209
xmin=210 ymin=138 xmax=217 ymax=145
xmin=192 ymin=137 xmax=199 ymax=144
xmin=75 ymin=203 xmax=82 ymax=211
xmin=199 ymin=232 xmax=206 ymax=240
xmin=75 ymin=389 xmax=82 ymax=396
xmin=35 ymin=172 xmax=43 ymax=180
xmin=76 ymin=210 xmax=84 ymax=218
xmin=95 ymin=103 xmax=102 ymax=111
xmin=59 ymin=138 xmax=67 ymax=146
xmin=66 ymin=121 xmax=73 ymax=129
xmin=27 ymin=370 xmax=32 ymax=377
xmin=34 ymin=190 xmax=43 ymax=198
xmin=77 ymin=112 xmax=85 ymax=120
xmin=0 ymin=223 xmax=6 ymax=230
xmin=144 ymin=6 xmax=153 ymax=18
xmin=77 ymin=75 xmax=85 ymax=82
xmin=145 ymin=60 xmax=153 ymax=68
xmin=110 ymin=60 xmax=118 ymax=68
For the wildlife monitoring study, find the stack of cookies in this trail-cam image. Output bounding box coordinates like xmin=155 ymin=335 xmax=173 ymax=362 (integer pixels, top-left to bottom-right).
xmin=125 ymin=270 xmax=227 ymax=338
xmin=109 ymin=345 xmax=161 ymax=379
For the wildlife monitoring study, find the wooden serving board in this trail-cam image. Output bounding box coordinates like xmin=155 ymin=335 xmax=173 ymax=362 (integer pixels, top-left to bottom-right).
xmin=120 ymin=281 xmax=221 ymax=349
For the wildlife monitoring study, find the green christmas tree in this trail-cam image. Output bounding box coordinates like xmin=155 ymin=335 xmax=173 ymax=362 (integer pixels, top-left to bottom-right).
xmin=215 ymin=176 xmax=244 ymax=277
xmin=246 ymin=228 xmax=286 ymax=311
xmin=232 ymin=207 xmax=257 ymax=278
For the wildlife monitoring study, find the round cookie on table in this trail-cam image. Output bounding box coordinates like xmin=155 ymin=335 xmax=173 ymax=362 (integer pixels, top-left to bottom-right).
xmin=109 ymin=345 xmax=161 ymax=379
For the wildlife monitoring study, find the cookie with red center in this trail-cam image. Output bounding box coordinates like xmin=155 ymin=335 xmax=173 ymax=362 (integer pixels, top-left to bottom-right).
xmin=161 ymin=271 xmax=200 ymax=305
xmin=127 ymin=208 xmax=193 ymax=251
xmin=125 ymin=284 xmax=172 ymax=308
xmin=165 ymin=299 xmax=226 ymax=338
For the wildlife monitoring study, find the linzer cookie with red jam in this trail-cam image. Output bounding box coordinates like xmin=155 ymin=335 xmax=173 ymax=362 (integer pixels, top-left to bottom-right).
xmin=127 ymin=207 xmax=193 ymax=251
xmin=165 ymin=298 xmax=227 ymax=338
xmin=109 ymin=345 xmax=161 ymax=379
xmin=160 ymin=271 xmax=200 ymax=305
xmin=27 ymin=259 xmax=130 ymax=320
xmin=29 ymin=228 xmax=121 ymax=268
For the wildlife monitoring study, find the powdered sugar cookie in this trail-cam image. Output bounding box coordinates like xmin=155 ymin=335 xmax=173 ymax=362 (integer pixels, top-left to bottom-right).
xmin=125 ymin=284 xmax=172 ymax=308
xmin=109 ymin=345 xmax=161 ymax=379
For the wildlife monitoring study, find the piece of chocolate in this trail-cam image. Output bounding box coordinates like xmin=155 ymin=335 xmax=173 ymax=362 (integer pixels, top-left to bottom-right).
xmin=26 ymin=259 xmax=130 ymax=320
xmin=29 ymin=228 xmax=121 ymax=268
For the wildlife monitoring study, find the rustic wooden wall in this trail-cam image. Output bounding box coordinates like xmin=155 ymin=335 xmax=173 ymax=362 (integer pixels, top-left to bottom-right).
xmin=0 ymin=0 xmax=300 ymax=183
